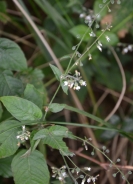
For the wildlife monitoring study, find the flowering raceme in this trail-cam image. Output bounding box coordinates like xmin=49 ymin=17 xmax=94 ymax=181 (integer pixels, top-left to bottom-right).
xmin=62 ymin=70 xmax=86 ymax=91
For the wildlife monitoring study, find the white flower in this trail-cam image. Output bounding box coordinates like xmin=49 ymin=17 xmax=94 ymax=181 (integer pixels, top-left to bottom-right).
xmin=79 ymin=80 xmax=86 ymax=86
xmin=128 ymin=45 xmax=133 ymax=51
xmin=16 ymin=135 xmax=20 ymax=139
xmin=75 ymin=70 xmax=80 ymax=76
xmin=82 ymin=81 xmax=86 ymax=86
xmin=92 ymin=177 xmax=96 ymax=182
xmin=89 ymin=32 xmax=96 ymax=37
xmin=22 ymin=125 xmax=25 ymax=131
xmin=105 ymin=35 xmax=110 ymax=42
xmin=81 ymin=178 xmax=86 ymax=184
xmin=97 ymin=44 xmax=102 ymax=52
xmin=80 ymin=13 xmax=85 ymax=18
xmin=69 ymin=82 xmax=74 ymax=88
xmin=64 ymin=81 xmax=68 ymax=86
xmin=98 ymin=41 xmax=102 ymax=47
xmin=75 ymin=86 xmax=80 ymax=90
xmin=88 ymin=54 xmax=92 ymax=60
xmin=123 ymin=47 xmax=128 ymax=54
xmin=85 ymin=15 xmax=91 ymax=21
xmin=84 ymin=167 xmax=91 ymax=171
xmin=87 ymin=167 xmax=91 ymax=171
xmin=87 ymin=178 xmax=91 ymax=183
xmin=58 ymin=176 xmax=63 ymax=181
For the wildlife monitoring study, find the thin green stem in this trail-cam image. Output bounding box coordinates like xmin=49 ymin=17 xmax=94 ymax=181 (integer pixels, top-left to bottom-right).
xmin=32 ymin=139 xmax=40 ymax=152
xmin=68 ymin=29 xmax=107 ymax=73
xmin=112 ymin=12 xmax=133 ymax=33
xmin=44 ymin=77 xmax=56 ymax=87
xmin=43 ymin=84 xmax=61 ymax=121
xmin=61 ymin=154 xmax=77 ymax=184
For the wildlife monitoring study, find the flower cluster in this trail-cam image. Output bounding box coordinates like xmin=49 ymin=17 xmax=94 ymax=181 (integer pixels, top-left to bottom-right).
xmin=122 ymin=45 xmax=133 ymax=54
xmin=62 ymin=70 xmax=86 ymax=91
xmin=81 ymin=175 xmax=99 ymax=184
xmin=51 ymin=166 xmax=68 ymax=183
xmin=16 ymin=125 xmax=30 ymax=145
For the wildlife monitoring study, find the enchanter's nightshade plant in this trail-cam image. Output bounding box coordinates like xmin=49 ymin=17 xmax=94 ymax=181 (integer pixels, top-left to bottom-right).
xmin=0 ymin=0 xmax=132 ymax=184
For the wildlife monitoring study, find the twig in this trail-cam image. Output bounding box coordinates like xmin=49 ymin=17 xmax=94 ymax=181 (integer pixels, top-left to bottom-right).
xmin=104 ymin=47 xmax=126 ymax=121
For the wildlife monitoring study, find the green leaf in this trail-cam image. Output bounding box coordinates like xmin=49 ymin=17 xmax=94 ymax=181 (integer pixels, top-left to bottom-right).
xmin=24 ymin=84 xmax=44 ymax=109
xmin=97 ymin=31 xmax=119 ymax=46
xmin=49 ymin=64 xmax=62 ymax=81
xmin=0 ymin=70 xmax=24 ymax=96
xmin=0 ymin=156 xmax=13 ymax=178
xmin=11 ymin=150 xmax=50 ymax=184
xmin=0 ymin=96 xmax=42 ymax=121
xmin=33 ymin=125 xmax=74 ymax=153
xmin=21 ymin=68 xmax=47 ymax=104
xmin=0 ymin=38 xmax=27 ymax=71
xmin=49 ymin=64 xmax=68 ymax=94
xmin=0 ymin=120 xmax=21 ymax=158
xmin=69 ymin=25 xmax=90 ymax=41
xmin=49 ymin=103 xmax=65 ymax=113
xmin=65 ymin=105 xmax=112 ymax=127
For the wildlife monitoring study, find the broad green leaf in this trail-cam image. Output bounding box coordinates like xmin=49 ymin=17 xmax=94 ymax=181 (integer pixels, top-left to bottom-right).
xmin=97 ymin=31 xmax=119 ymax=46
xmin=0 ymin=70 xmax=24 ymax=96
xmin=49 ymin=64 xmax=68 ymax=94
xmin=49 ymin=103 xmax=65 ymax=113
xmin=0 ymin=120 xmax=21 ymax=158
xmin=20 ymin=68 xmax=47 ymax=104
xmin=94 ymin=0 xmax=108 ymax=21
xmin=11 ymin=150 xmax=50 ymax=184
xmin=69 ymin=25 xmax=90 ymax=41
xmin=0 ymin=38 xmax=27 ymax=71
xmin=0 ymin=156 xmax=13 ymax=178
xmin=33 ymin=125 xmax=74 ymax=153
xmin=48 ymin=125 xmax=74 ymax=139
xmin=24 ymin=84 xmax=43 ymax=109
xmin=0 ymin=96 xmax=42 ymax=121
xmin=49 ymin=64 xmax=62 ymax=81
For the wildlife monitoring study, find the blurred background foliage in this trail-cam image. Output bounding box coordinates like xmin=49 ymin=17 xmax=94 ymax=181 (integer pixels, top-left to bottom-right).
xmin=0 ymin=0 xmax=133 ymax=183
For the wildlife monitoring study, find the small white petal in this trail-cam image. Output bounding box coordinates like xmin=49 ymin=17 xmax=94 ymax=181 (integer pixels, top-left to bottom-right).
xmin=97 ymin=44 xmax=102 ymax=52
xmin=87 ymin=178 xmax=91 ymax=183
xmin=98 ymin=41 xmax=102 ymax=46
xmin=22 ymin=126 xmax=25 ymax=131
xmin=64 ymin=81 xmax=68 ymax=86
xmin=75 ymin=86 xmax=80 ymax=90
xmin=105 ymin=36 xmax=110 ymax=42
xmin=81 ymin=178 xmax=86 ymax=184
xmin=80 ymin=13 xmax=85 ymax=18
xmin=70 ymin=83 xmax=74 ymax=88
